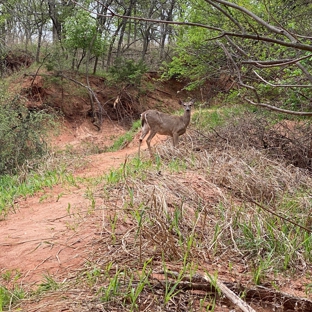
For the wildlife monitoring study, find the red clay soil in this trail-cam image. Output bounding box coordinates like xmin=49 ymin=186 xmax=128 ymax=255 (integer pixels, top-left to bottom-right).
xmin=0 ymin=118 xmax=164 ymax=288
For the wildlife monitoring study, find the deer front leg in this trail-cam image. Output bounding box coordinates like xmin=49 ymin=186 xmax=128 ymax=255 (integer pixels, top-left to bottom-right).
xmin=138 ymin=140 xmax=142 ymax=158
xmin=140 ymin=122 xmax=150 ymax=142
xmin=172 ymin=133 xmax=179 ymax=147
xmin=138 ymin=122 xmax=150 ymax=158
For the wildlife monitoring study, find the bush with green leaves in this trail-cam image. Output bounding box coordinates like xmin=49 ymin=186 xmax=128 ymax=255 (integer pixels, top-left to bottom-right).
xmin=108 ymin=58 xmax=147 ymax=86
xmin=63 ymin=9 xmax=107 ymax=72
xmin=0 ymin=97 xmax=54 ymax=175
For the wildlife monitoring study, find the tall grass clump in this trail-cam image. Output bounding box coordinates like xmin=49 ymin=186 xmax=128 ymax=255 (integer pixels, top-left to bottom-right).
xmin=83 ymin=154 xmax=221 ymax=310
xmin=191 ymin=104 xmax=250 ymax=131
xmin=187 ymin=107 xmax=312 ymax=273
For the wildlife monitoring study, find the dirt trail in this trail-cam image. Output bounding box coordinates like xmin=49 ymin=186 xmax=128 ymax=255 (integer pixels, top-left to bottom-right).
xmin=0 ymin=120 xmax=165 ymax=287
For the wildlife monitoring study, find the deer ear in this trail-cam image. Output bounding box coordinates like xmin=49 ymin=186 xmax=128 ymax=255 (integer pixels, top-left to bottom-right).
xmin=178 ymin=100 xmax=183 ymax=105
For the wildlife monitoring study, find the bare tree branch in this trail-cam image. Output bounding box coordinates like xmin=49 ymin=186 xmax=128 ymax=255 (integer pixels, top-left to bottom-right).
xmin=209 ymin=0 xmax=298 ymax=42
xmin=253 ymin=70 xmax=312 ymax=88
xmin=245 ymin=98 xmax=312 ymax=116
xmin=218 ymin=41 xmax=261 ymax=102
xmin=242 ymin=54 xmax=312 ymax=68
xmin=206 ymin=0 xmax=245 ymax=32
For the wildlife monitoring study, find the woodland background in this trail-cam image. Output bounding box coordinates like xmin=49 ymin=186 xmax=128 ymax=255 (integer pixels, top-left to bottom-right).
xmin=1 ymin=0 xmax=312 ymax=109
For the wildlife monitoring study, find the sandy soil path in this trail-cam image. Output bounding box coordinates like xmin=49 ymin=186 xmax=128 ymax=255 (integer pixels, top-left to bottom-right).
xmin=0 ymin=120 xmax=164 ymax=287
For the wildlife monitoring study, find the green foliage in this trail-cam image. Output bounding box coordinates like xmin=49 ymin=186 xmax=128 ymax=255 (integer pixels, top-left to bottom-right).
xmin=99 ymin=268 xmax=122 ymax=302
xmin=36 ymin=275 xmax=60 ymax=293
xmin=60 ymin=8 xmax=108 ymax=72
xmin=107 ymin=58 xmax=147 ymax=86
xmin=162 ymin=37 xmax=224 ymax=90
xmin=0 ymin=285 xmax=25 ymax=311
xmin=167 ymin=158 xmax=187 ymax=173
xmin=124 ymin=259 xmax=152 ymax=310
xmin=44 ymin=44 xmax=70 ymax=72
xmin=0 ymin=286 xmax=10 ymax=312
xmin=0 ymin=97 xmax=54 ymax=175
xmin=64 ymin=9 xmax=106 ymax=57
xmin=85 ymin=266 xmax=101 ymax=286
xmin=161 ymin=0 xmax=226 ymax=89
xmin=192 ymin=104 xmax=249 ymax=131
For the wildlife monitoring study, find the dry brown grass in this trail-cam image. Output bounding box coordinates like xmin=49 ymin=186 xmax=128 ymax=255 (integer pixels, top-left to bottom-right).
xmin=203 ymin=113 xmax=312 ymax=171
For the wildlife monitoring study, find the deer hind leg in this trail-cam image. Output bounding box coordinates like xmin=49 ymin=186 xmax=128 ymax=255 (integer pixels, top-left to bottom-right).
xmin=146 ymin=130 xmax=157 ymax=158
xmin=138 ymin=115 xmax=150 ymax=158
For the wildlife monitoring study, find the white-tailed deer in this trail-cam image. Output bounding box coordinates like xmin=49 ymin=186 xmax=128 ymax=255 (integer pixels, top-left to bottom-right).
xmin=138 ymin=99 xmax=194 ymax=157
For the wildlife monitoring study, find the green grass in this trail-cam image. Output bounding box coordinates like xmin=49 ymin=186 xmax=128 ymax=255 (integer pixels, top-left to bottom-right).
xmin=0 ymin=270 xmax=25 ymax=311
xmin=0 ymin=285 xmax=25 ymax=311
xmin=0 ymin=167 xmax=75 ymax=215
xmin=191 ymin=104 xmax=249 ymax=130
xmin=36 ymin=275 xmax=61 ymax=293
xmin=107 ymin=119 xmax=141 ymax=152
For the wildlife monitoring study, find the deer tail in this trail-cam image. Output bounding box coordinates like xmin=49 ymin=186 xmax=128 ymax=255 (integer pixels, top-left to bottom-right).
xmin=141 ymin=112 xmax=146 ymax=127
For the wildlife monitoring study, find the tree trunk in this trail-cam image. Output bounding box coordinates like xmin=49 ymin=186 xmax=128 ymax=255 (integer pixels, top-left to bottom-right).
xmin=47 ymin=0 xmax=62 ymax=42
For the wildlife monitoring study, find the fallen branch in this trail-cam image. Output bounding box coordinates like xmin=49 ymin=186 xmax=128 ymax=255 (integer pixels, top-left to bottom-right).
xmin=153 ymin=270 xmax=255 ymax=312
xmin=203 ymin=275 xmax=256 ymax=312
xmin=60 ymin=73 xmax=105 ymax=130
xmin=152 ymin=270 xmax=312 ymax=311
xmin=228 ymin=284 xmax=312 ymax=311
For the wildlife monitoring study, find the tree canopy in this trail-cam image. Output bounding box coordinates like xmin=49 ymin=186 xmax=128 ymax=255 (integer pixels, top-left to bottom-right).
xmin=1 ymin=0 xmax=312 ymax=113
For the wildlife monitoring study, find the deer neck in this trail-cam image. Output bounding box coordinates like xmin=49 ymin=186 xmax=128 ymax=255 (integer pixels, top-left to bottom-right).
xmin=182 ymin=110 xmax=191 ymax=126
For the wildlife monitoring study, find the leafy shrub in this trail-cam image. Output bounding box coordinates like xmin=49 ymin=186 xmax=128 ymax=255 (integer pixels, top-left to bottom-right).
xmin=0 ymin=97 xmax=54 ymax=175
xmin=44 ymin=44 xmax=70 ymax=72
xmin=108 ymin=58 xmax=147 ymax=86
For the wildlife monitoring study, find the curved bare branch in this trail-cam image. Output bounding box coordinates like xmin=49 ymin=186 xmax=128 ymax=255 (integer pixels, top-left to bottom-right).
xmin=71 ymin=0 xmax=312 ymax=52
xmin=253 ymin=70 xmax=312 ymax=88
xmin=245 ymin=98 xmax=312 ymax=116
